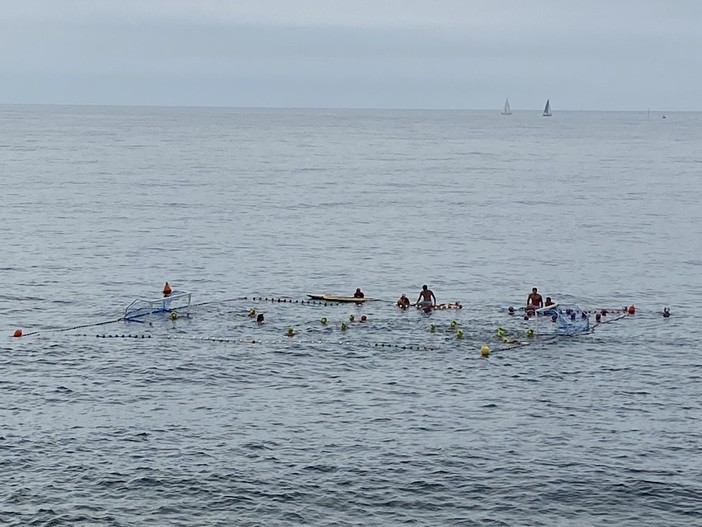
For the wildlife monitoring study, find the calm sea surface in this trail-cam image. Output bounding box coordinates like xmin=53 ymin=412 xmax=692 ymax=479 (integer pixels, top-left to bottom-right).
xmin=1 ymin=106 xmax=701 ymax=526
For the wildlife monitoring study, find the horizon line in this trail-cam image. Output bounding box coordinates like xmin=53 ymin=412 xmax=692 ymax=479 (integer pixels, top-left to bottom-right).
xmin=0 ymin=102 xmax=692 ymax=113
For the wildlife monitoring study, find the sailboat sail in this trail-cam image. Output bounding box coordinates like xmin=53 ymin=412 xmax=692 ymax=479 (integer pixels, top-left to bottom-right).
xmin=543 ymin=99 xmax=552 ymax=117
xmin=501 ymin=98 xmax=512 ymax=115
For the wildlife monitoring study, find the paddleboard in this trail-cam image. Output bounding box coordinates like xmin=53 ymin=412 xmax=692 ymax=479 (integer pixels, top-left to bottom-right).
xmin=307 ymin=293 xmax=368 ymax=303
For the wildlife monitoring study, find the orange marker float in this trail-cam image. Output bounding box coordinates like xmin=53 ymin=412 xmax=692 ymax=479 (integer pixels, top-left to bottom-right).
xmin=163 ymin=282 xmax=172 ymax=297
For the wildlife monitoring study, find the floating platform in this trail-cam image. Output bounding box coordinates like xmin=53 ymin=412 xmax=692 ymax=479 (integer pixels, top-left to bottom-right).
xmin=424 ymin=303 xmax=462 ymax=310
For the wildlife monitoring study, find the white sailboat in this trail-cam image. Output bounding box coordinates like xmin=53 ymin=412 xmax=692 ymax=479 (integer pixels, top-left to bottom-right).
xmin=501 ymin=98 xmax=512 ymax=115
xmin=542 ymin=99 xmax=552 ymax=117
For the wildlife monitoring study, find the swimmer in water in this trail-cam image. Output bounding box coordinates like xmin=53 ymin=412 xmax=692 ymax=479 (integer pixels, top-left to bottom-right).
xmin=396 ymin=294 xmax=411 ymax=308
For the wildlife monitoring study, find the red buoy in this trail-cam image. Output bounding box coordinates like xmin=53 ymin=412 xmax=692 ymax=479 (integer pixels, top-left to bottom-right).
xmin=163 ymin=282 xmax=172 ymax=297
xmin=628 ymin=305 xmax=636 ymax=315
xmin=361 ymin=315 xmax=367 ymax=322
xmin=13 ymin=328 xmax=22 ymax=337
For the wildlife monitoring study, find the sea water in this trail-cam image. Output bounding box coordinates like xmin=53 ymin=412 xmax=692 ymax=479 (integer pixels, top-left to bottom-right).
xmin=1 ymin=106 xmax=700 ymax=525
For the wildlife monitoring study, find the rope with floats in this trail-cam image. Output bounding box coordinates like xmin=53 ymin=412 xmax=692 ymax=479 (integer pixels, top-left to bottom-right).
xmin=61 ymin=333 xmax=437 ymax=350
xmin=18 ymin=317 xmax=126 ymax=338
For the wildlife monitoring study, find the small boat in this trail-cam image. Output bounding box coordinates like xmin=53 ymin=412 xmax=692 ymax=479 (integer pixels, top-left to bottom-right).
xmin=307 ymin=293 xmax=368 ymax=303
xmin=535 ymin=303 xmax=589 ymax=335
xmin=542 ymin=99 xmax=552 ymax=117
xmin=501 ymin=98 xmax=512 ymax=115
xmin=124 ymin=290 xmax=192 ymax=321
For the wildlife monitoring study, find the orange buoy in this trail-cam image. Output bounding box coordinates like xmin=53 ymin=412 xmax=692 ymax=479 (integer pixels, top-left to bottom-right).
xmin=13 ymin=328 xmax=22 ymax=338
xmin=163 ymin=282 xmax=172 ymax=297
xmin=628 ymin=305 xmax=636 ymax=315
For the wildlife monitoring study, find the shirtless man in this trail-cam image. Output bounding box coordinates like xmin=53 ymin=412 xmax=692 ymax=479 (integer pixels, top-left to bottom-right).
xmin=526 ymin=287 xmax=543 ymax=314
xmin=417 ymin=285 xmax=437 ymax=309
xmin=545 ymin=296 xmax=555 ymax=307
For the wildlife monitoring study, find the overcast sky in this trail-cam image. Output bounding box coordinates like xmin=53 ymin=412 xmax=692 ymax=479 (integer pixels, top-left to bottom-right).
xmin=1 ymin=0 xmax=700 ymax=110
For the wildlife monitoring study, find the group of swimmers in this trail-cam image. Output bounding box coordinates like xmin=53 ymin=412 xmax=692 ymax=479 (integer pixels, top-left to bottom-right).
xmin=503 ymin=287 xmax=555 ymax=317
xmin=395 ymin=286 xmax=549 ymax=315
xmin=526 ymin=287 xmax=555 ymax=312
xmin=396 ymin=285 xmax=437 ymax=311
xmin=354 ymin=285 xmax=438 ymax=310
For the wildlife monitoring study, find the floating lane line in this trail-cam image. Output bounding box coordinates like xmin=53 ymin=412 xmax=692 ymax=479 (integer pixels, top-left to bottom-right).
xmin=56 ymin=333 xmax=436 ymax=350
xmin=20 ymin=317 xmax=126 ymax=338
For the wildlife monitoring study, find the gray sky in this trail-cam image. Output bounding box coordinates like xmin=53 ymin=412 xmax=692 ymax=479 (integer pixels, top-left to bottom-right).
xmin=1 ymin=0 xmax=700 ymax=110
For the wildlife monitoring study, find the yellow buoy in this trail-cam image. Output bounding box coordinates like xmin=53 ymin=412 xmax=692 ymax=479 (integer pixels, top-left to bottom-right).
xmin=450 ymin=320 xmax=458 ymax=330
xmin=320 ymin=317 xmax=328 ymax=325
xmin=248 ymin=308 xmax=256 ymax=317
xmin=429 ymin=323 xmax=436 ymax=333
xmin=526 ymin=328 xmax=535 ymax=337
xmin=340 ymin=322 xmax=348 ymax=331
xmin=170 ymin=311 xmax=178 ymax=320
xmin=480 ymin=344 xmax=490 ymax=357
xmin=456 ymin=329 xmax=464 ymax=339
xmin=349 ymin=314 xmax=355 ymax=322
xmin=496 ymin=327 xmax=505 ymax=337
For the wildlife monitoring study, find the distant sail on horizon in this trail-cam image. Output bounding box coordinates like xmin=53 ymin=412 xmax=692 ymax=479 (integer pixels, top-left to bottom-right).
xmin=543 ymin=99 xmax=552 ymax=117
xmin=501 ymin=98 xmax=512 ymax=115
